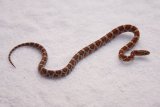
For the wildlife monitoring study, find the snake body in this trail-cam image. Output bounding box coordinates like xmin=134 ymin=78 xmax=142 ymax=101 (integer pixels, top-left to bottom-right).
xmin=8 ymin=24 xmax=150 ymax=78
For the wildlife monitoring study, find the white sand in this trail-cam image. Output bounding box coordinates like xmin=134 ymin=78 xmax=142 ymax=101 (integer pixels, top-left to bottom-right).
xmin=0 ymin=0 xmax=160 ymax=107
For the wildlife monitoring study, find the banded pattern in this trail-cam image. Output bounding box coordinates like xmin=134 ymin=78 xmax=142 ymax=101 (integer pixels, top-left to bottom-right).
xmin=8 ymin=24 xmax=150 ymax=78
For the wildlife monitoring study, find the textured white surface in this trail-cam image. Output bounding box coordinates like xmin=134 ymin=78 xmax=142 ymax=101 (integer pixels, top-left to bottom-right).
xmin=0 ymin=0 xmax=160 ymax=107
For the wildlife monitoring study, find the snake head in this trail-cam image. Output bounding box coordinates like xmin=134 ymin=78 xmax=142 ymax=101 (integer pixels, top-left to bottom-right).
xmin=134 ymin=50 xmax=150 ymax=56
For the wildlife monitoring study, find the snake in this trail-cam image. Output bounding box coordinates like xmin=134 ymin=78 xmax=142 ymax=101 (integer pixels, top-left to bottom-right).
xmin=8 ymin=24 xmax=150 ymax=78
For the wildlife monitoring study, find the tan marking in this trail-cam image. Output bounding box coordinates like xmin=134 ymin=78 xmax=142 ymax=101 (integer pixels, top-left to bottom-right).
xmin=134 ymin=29 xmax=138 ymax=32
xmin=99 ymin=39 xmax=104 ymax=46
xmin=124 ymin=45 xmax=129 ymax=50
xmin=130 ymin=25 xmax=133 ymax=31
xmin=105 ymin=35 xmax=110 ymax=40
xmin=110 ymin=31 xmax=114 ymax=36
xmin=43 ymin=55 xmax=47 ymax=58
xmin=130 ymin=41 xmax=134 ymax=45
xmin=116 ymin=28 xmax=120 ymax=34
xmin=120 ymin=49 xmax=124 ymax=53
xmin=76 ymin=53 xmax=81 ymax=60
xmin=81 ymin=49 xmax=87 ymax=56
xmin=73 ymin=54 xmax=78 ymax=60
xmin=88 ymin=45 xmax=93 ymax=50
xmin=127 ymin=42 xmax=133 ymax=48
xmin=123 ymin=25 xmax=126 ymax=31
xmin=69 ymin=63 xmax=74 ymax=69
xmin=134 ymin=35 xmax=139 ymax=39
xmin=39 ymin=63 xmax=44 ymax=66
xmin=93 ymin=42 xmax=98 ymax=49
xmin=125 ymin=45 xmax=129 ymax=49
xmin=72 ymin=58 xmax=77 ymax=63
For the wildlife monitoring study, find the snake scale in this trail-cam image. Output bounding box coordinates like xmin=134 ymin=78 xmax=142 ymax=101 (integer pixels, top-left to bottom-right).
xmin=8 ymin=24 xmax=150 ymax=78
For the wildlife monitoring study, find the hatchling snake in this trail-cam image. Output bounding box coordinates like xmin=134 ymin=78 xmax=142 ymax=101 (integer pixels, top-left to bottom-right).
xmin=8 ymin=24 xmax=150 ymax=78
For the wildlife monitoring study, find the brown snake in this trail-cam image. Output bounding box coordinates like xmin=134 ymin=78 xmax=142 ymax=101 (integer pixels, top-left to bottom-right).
xmin=8 ymin=24 xmax=150 ymax=78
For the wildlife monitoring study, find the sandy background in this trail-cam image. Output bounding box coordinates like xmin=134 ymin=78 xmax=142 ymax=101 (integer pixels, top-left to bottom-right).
xmin=0 ymin=0 xmax=160 ymax=107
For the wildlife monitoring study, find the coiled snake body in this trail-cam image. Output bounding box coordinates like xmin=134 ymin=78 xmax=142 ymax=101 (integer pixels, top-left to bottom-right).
xmin=8 ymin=24 xmax=150 ymax=78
